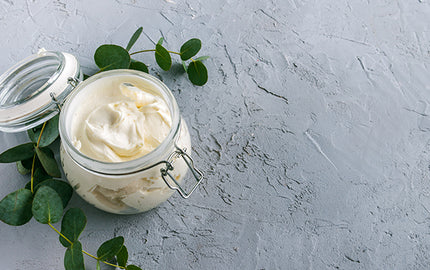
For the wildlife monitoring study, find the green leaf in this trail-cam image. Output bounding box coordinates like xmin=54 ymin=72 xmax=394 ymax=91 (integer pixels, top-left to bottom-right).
xmin=35 ymin=147 xmax=61 ymax=177
xmin=126 ymin=27 xmax=143 ymax=51
xmin=182 ymin=60 xmax=188 ymax=72
xmin=96 ymin=260 xmax=100 ymax=270
xmin=157 ymin=37 xmax=164 ymax=45
xmin=83 ymin=74 xmax=90 ymax=80
xmin=187 ymin=61 xmax=208 ymax=86
xmin=20 ymin=157 xmax=33 ymax=169
xmin=0 ymin=143 xmax=34 ymax=163
xmin=35 ymin=179 xmax=73 ymax=208
xmin=27 ymin=115 xmax=60 ymax=147
xmin=129 ymin=59 xmax=148 ymax=73
xmin=127 ymin=265 xmax=142 ymax=270
xmin=97 ymin=236 xmax=124 ymax=260
xmin=16 ymin=161 xmax=30 ymax=175
xmin=194 ymin=55 xmax=210 ymax=61
xmin=25 ymin=167 xmax=51 ymax=190
xmin=32 ymin=186 xmax=63 ymax=224
xmin=180 ymin=38 xmax=201 ymax=60
xmin=155 ymin=44 xmax=172 ymax=71
xmin=0 ymin=189 xmax=33 ymax=226
xmin=116 ymin=245 xmax=128 ymax=267
xmin=28 ymin=125 xmax=41 ymax=143
xmin=60 ymin=208 xmax=87 ymax=248
xmin=94 ymin=45 xmax=131 ymax=71
xmin=40 ymin=115 xmax=60 ymax=147
xmin=64 ymin=241 xmax=85 ymax=270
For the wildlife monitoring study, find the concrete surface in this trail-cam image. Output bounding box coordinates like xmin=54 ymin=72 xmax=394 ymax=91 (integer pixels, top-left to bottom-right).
xmin=1 ymin=0 xmax=430 ymax=269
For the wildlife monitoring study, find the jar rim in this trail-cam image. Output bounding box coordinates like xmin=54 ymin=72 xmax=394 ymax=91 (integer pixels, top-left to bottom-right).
xmin=59 ymin=69 xmax=181 ymax=174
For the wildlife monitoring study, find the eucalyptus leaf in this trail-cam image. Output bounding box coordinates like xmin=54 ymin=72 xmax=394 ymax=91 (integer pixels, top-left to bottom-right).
xmin=35 ymin=147 xmax=61 ymax=177
xmin=32 ymin=186 xmax=63 ymax=224
xmin=127 ymin=265 xmax=142 ymax=270
xmin=28 ymin=125 xmax=41 ymax=143
xmin=64 ymin=241 xmax=85 ymax=270
xmin=187 ymin=61 xmax=208 ymax=86
xmin=194 ymin=55 xmax=210 ymax=61
xmin=0 ymin=189 xmax=33 ymax=226
xmin=35 ymin=179 xmax=73 ymax=208
xmin=129 ymin=59 xmax=148 ymax=73
xmin=155 ymin=44 xmax=172 ymax=71
xmin=126 ymin=27 xmax=143 ymax=51
xmin=20 ymin=157 xmax=33 ymax=170
xmin=182 ymin=60 xmax=188 ymax=72
xmin=25 ymin=167 xmax=51 ymax=190
xmin=97 ymin=236 xmax=124 ymax=260
xmin=116 ymin=245 xmax=128 ymax=267
xmin=180 ymin=38 xmax=201 ymax=60
xmin=60 ymin=208 xmax=87 ymax=248
xmin=0 ymin=143 xmax=34 ymax=163
xmin=94 ymin=45 xmax=131 ymax=71
xmin=27 ymin=115 xmax=59 ymax=147
xmin=16 ymin=161 xmax=30 ymax=175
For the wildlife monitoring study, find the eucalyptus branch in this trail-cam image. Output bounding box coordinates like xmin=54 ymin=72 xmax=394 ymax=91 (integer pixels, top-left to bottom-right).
xmin=49 ymin=222 xmax=127 ymax=269
xmin=94 ymin=28 xmax=209 ymax=86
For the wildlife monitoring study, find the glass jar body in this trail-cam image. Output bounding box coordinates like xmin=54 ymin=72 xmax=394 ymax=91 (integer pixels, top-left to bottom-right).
xmin=59 ymin=69 xmax=192 ymax=214
xmin=60 ymin=119 xmax=191 ymax=214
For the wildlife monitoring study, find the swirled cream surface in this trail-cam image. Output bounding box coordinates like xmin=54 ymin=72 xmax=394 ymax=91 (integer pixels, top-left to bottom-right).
xmin=71 ymin=78 xmax=172 ymax=162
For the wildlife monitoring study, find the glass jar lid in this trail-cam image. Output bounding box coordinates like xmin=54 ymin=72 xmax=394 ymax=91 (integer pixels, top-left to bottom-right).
xmin=0 ymin=50 xmax=81 ymax=132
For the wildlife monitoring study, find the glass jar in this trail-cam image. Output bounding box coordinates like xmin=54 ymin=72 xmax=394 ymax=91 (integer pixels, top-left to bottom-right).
xmin=0 ymin=51 xmax=203 ymax=214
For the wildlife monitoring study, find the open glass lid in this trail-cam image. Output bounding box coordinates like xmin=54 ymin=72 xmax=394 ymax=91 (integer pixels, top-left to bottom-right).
xmin=0 ymin=50 xmax=81 ymax=132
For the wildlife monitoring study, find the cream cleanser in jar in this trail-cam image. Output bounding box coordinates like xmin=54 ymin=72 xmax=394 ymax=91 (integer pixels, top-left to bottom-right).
xmin=59 ymin=70 xmax=198 ymax=214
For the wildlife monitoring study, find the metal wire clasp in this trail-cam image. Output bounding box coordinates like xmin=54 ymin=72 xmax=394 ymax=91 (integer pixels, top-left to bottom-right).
xmin=160 ymin=145 xmax=204 ymax=198
xmin=50 ymin=92 xmax=62 ymax=112
xmin=67 ymin=77 xmax=79 ymax=88
xmin=50 ymin=77 xmax=80 ymax=112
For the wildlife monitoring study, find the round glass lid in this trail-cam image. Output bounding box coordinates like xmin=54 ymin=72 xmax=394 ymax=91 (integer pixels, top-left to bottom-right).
xmin=0 ymin=50 xmax=81 ymax=133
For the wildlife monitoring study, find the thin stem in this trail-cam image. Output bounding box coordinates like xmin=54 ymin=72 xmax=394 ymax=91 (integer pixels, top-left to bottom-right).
xmin=48 ymin=222 xmax=73 ymax=245
xmin=130 ymin=49 xmax=155 ymax=55
xmin=30 ymin=154 xmax=36 ymax=193
xmin=100 ymin=260 xmax=126 ymax=269
xmin=82 ymin=250 xmax=99 ymax=261
xmin=167 ymin=50 xmax=181 ymax=56
xmin=36 ymin=122 xmax=47 ymax=147
xmin=47 ymin=222 xmax=126 ymax=269
xmin=31 ymin=121 xmax=47 ymax=193
xmin=130 ymin=48 xmax=182 ymax=56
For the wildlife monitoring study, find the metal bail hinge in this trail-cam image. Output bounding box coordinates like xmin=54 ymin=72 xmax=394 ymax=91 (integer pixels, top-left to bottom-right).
xmin=160 ymin=146 xmax=204 ymax=199
xmin=50 ymin=77 xmax=80 ymax=112
xmin=67 ymin=77 xmax=79 ymax=88
xmin=50 ymin=92 xmax=62 ymax=112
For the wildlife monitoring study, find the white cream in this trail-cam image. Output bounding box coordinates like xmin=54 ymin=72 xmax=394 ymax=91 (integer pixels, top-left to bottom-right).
xmin=72 ymin=82 xmax=172 ymax=162
xmin=60 ymin=73 xmax=191 ymax=214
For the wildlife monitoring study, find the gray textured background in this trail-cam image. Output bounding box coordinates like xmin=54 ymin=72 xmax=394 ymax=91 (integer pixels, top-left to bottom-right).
xmin=0 ymin=0 xmax=430 ymax=269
